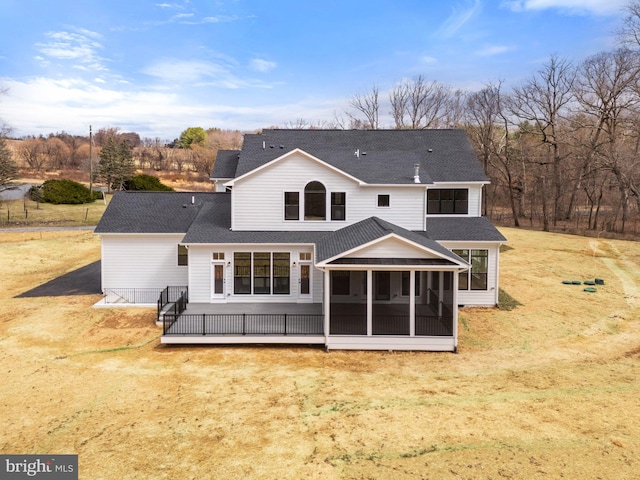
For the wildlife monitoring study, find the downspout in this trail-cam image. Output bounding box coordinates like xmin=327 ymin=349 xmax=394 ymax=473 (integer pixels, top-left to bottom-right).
xmin=495 ymin=243 xmax=502 ymax=306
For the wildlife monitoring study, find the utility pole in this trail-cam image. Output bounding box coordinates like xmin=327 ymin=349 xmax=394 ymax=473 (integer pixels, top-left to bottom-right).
xmin=89 ymin=125 xmax=93 ymax=194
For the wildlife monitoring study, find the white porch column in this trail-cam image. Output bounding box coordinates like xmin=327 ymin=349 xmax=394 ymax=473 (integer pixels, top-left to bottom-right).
xmin=324 ymin=270 xmax=330 ymax=342
xmin=409 ymin=270 xmax=416 ymax=337
xmin=453 ymin=269 xmax=459 ymax=349
xmin=366 ymin=270 xmax=372 ymax=336
xmin=438 ymin=272 xmax=444 ymax=316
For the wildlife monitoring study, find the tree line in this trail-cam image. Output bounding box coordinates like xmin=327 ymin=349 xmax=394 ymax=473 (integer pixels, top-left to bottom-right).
xmin=1 ymin=127 xmax=243 ymax=182
xmin=337 ymin=2 xmax=640 ymax=235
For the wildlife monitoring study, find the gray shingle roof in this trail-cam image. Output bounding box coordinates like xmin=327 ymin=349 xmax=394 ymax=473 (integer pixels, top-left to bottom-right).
xmin=95 ymin=192 xmax=219 ymax=234
xmin=97 ymin=195 xmax=504 ymax=257
xmin=232 ymin=129 xmax=487 ymax=184
xmin=211 ymin=150 xmax=240 ymax=178
xmin=425 ymin=217 xmax=507 ymax=242
xmin=316 ymin=217 xmax=465 ymax=264
xmin=181 ymin=197 xmax=328 ymax=244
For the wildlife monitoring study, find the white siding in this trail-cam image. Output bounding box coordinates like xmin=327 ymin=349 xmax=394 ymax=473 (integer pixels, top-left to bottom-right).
xmin=186 ymin=244 xmax=323 ymax=304
xmin=188 ymin=246 xmax=213 ymax=303
xmin=346 ymin=236 xmax=440 ymax=259
xmin=439 ymin=241 xmax=501 ymax=306
xmin=100 ymin=234 xmax=187 ymax=290
xmin=231 ymin=152 xmax=426 ymax=231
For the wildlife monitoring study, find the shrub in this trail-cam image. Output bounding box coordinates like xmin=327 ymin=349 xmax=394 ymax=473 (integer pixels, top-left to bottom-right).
xmin=123 ymin=174 xmax=174 ymax=191
xmin=32 ymin=179 xmax=102 ymax=204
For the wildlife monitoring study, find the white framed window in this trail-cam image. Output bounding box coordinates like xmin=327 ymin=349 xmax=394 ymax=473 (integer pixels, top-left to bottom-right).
xmin=377 ymin=194 xmax=390 ymax=207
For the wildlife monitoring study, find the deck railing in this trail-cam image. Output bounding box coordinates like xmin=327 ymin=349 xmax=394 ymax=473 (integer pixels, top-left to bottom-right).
xmin=157 ymin=286 xmax=189 ymax=321
xmin=104 ymin=287 xmax=165 ymax=305
xmin=163 ymin=313 xmax=324 ymax=336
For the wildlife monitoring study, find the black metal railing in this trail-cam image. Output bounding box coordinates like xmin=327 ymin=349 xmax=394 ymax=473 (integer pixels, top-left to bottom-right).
xmin=157 ymin=286 xmax=189 ymax=320
xmin=163 ymin=313 xmax=324 ymax=336
xmin=161 ymin=292 xmax=188 ymax=330
xmin=104 ymin=287 xmax=166 ymax=305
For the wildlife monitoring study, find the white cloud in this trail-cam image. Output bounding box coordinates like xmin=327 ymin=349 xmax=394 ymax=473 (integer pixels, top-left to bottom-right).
xmin=503 ymin=0 xmax=627 ymax=15
xmin=141 ymin=58 xmax=276 ymax=89
xmin=202 ymin=16 xmax=239 ymax=23
xmin=421 ymin=56 xmax=438 ymax=64
xmin=435 ymin=0 xmax=483 ymax=38
xmin=35 ymin=29 xmax=108 ymax=72
xmin=142 ymin=59 xmax=229 ymax=83
xmin=250 ymin=59 xmax=277 ymax=72
xmin=475 ymin=44 xmax=515 ymax=56
xmin=0 ymin=76 xmax=338 ymax=139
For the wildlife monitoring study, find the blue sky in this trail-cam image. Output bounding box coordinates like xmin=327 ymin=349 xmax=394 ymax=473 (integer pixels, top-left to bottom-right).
xmin=0 ymin=0 xmax=629 ymax=140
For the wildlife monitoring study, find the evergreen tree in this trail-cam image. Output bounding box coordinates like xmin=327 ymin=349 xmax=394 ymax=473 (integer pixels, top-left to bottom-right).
xmin=98 ymin=137 xmax=135 ymax=192
xmin=0 ymin=135 xmax=19 ymax=192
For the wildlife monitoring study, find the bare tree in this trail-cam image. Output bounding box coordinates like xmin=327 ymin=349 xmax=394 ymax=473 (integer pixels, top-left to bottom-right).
xmin=389 ymin=76 xmax=451 ymax=129
xmin=617 ymin=0 xmax=640 ymax=48
xmin=347 ymin=85 xmax=380 ymax=129
xmin=17 ymin=138 xmax=48 ymax=172
xmin=466 ymin=82 xmax=506 ymax=218
xmin=508 ymin=55 xmax=576 ymax=230
xmin=42 ymin=137 xmax=70 ymax=169
xmin=574 ymin=48 xmax=640 ymax=233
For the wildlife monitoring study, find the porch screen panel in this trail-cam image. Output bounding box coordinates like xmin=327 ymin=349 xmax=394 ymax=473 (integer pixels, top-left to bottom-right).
xmin=234 ymin=252 xmax=251 ymax=294
xmin=273 ymin=253 xmax=290 ymax=295
xmin=373 ymin=271 xmax=409 ymax=335
xmin=253 ymin=252 xmax=271 ymax=294
xmin=331 ymin=271 xmax=350 ymax=296
xmin=401 ymin=271 xmax=420 ymax=296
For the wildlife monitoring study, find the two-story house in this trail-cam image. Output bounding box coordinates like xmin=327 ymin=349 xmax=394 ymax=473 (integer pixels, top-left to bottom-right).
xmin=95 ymin=129 xmax=506 ymax=351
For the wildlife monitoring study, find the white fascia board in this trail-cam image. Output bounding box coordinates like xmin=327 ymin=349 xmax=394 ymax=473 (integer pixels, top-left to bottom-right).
xmin=360 ymin=183 xmax=429 ymax=188
xmin=97 ymin=232 xmax=185 ymax=236
xmin=441 ymin=240 xmax=505 ymax=245
xmin=316 ymin=233 xmax=468 ymax=268
xmin=320 ymin=264 xmax=466 ymax=272
xmin=181 ymin=242 xmax=317 ymax=247
xmin=429 ymin=181 xmax=490 ymax=186
xmin=224 ymin=148 xmax=363 ymax=187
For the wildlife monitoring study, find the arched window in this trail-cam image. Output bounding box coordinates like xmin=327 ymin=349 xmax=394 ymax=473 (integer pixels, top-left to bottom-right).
xmin=304 ymin=181 xmax=326 ymax=220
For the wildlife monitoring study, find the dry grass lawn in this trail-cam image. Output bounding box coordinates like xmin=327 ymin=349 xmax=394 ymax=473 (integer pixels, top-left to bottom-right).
xmin=1 ymin=228 xmax=639 ymax=479
xmin=0 ymin=196 xmax=110 ymax=228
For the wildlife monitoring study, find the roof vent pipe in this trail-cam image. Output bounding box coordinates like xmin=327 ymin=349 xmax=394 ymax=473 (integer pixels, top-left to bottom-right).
xmin=413 ymin=163 xmax=421 ymax=184
xmin=191 ymin=195 xmax=195 ymax=205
